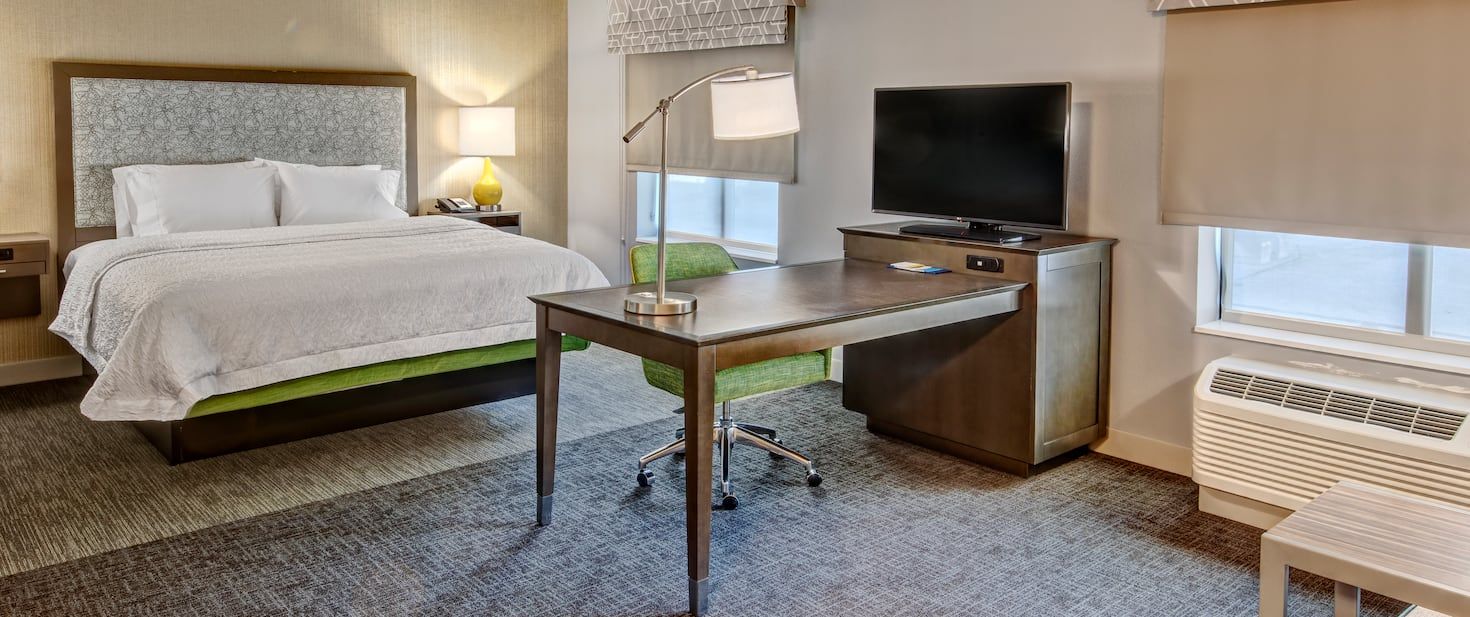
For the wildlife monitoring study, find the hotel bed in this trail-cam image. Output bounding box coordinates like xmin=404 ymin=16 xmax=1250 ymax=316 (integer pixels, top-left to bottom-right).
xmin=50 ymin=62 xmax=607 ymax=463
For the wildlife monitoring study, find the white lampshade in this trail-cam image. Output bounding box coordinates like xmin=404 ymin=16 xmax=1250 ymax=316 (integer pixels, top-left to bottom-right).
xmin=458 ymin=107 xmax=516 ymax=157
xmin=710 ymin=72 xmax=800 ymax=141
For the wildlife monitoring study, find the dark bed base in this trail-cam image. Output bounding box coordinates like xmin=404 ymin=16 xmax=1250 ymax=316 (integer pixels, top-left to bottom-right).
xmin=131 ymin=359 xmax=537 ymax=465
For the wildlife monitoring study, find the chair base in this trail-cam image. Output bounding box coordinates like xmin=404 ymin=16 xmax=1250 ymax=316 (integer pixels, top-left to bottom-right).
xmin=638 ymin=402 xmax=820 ymax=508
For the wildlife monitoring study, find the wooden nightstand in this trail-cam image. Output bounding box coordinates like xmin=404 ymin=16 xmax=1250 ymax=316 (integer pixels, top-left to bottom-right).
xmin=0 ymin=233 xmax=49 ymax=319
xmin=431 ymin=210 xmax=521 ymax=235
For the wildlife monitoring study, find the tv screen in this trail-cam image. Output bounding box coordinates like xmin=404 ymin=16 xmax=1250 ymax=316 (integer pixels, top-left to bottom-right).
xmin=872 ymin=83 xmax=1070 ymax=230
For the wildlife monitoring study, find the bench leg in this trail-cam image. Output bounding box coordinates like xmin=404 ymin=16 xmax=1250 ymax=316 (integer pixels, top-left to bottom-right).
xmin=1334 ymin=581 xmax=1359 ymax=617
xmin=1260 ymin=540 xmax=1289 ymax=617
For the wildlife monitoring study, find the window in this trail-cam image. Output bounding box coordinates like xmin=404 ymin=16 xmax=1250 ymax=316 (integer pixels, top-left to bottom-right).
xmin=1218 ymin=229 xmax=1470 ymax=355
xmin=634 ymin=172 xmax=779 ymax=262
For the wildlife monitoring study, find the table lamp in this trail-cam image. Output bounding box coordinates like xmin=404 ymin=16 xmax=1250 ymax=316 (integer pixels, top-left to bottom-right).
xmin=458 ymin=106 xmax=516 ymax=208
xmin=622 ymin=67 xmax=799 ymax=316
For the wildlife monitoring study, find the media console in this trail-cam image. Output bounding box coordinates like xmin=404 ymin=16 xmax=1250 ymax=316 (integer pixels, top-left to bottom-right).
xmin=839 ymin=222 xmax=1116 ymax=476
xmin=897 ymin=221 xmax=1042 ymax=244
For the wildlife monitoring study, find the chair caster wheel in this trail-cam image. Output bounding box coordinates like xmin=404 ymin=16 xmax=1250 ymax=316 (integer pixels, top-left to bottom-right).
xmin=637 ymin=470 xmax=654 ymax=487
xmin=721 ymin=493 xmax=739 ymax=510
xmin=768 ymin=438 xmax=785 ymax=460
xmin=806 ymin=471 xmax=823 ymax=487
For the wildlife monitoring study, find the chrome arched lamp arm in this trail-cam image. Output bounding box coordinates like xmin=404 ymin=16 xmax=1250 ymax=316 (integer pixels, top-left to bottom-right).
xmin=620 ymin=63 xmax=780 ymax=316
xmin=623 ymin=65 xmax=758 ymax=144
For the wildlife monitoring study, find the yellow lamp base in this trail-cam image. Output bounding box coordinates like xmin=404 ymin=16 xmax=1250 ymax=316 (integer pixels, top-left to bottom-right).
xmin=472 ymin=157 xmax=503 ymax=207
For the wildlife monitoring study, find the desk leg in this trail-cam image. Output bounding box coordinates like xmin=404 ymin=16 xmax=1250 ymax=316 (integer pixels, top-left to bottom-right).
xmin=683 ymin=346 xmax=716 ymax=616
xmin=1333 ymin=582 xmax=1359 ymax=617
xmin=535 ymin=306 xmax=562 ymax=526
xmin=1259 ymin=538 xmax=1288 ymax=617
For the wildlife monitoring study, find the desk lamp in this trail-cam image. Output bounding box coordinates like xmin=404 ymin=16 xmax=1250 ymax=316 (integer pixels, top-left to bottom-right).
xmin=621 ymin=66 xmax=799 ymax=316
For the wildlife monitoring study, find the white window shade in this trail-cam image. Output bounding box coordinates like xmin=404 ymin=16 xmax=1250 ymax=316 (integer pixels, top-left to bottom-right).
xmin=1160 ymin=0 xmax=1470 ymax=249
xmin=609 ymin=0 xmax=800 ymax=55
xmin=625 ymin=38 xmax=797 ymax=182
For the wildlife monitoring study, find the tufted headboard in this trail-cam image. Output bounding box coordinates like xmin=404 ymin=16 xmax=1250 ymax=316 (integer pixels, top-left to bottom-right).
xmin=53 ymin=62 xmax=417 ymax=269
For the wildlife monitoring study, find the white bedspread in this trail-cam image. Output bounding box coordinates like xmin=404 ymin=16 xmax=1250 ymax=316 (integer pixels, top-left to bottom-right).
xmin=50 ymin=217 xmax=609 ymax=421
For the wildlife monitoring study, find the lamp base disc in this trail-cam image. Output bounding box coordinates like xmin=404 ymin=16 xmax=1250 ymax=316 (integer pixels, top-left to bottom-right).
xmin=624 ymin=291 xmax=697 ymax=316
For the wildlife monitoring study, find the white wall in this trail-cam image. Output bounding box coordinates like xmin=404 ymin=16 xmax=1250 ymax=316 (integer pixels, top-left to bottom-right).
xmin=567 ymin=0 xmax=628 ymax=284
xmin=569 ymin=0 xmax=1470 ymax=471
xmin=778 ymin=0 xmax=1213 ymax=465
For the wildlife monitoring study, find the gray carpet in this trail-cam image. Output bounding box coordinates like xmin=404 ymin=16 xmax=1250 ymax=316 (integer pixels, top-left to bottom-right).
xmin=0 ymin=379 xmax=1404 ymax=616
xmin=0 ymin=345 xmax=675 ymax=576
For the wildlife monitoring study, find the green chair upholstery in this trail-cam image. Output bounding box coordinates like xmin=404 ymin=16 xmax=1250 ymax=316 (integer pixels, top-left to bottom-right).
xmin=630 ymin=243 xmax=832 ymax=403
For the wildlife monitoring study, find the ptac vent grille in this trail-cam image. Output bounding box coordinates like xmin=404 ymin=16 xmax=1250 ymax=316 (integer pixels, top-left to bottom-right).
xmin=1209 ymin=369 xmax=1466 ymax=441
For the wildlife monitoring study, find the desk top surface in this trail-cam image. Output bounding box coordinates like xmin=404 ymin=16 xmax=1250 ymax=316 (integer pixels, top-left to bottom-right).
xmin=1267 ymin=481 xmax=1470 ymax=594
xmin=532 ymin=259 xmax=1026 ymax=346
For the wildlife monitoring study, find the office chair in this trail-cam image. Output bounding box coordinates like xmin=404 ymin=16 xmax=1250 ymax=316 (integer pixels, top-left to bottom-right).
xmin=630 ymin=242 xmax=827 ymax=509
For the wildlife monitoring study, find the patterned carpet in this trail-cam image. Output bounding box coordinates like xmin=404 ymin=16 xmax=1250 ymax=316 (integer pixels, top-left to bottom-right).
xmin=0 ymin=345 xmax=674 ymax=577
xmin=0 ymin=366 xmax=1403 ymax=616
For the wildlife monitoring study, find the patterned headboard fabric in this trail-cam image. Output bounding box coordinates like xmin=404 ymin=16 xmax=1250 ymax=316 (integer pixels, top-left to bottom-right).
xmin=70 ymin=78 xmax=409 ymax=227
xmin=54 ymin=62 xmax=417 ymax=267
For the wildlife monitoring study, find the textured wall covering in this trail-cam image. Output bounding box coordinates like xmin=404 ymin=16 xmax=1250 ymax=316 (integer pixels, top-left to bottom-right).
xmin=71 ymin=79 xmax=410 ymax=227
xmin=0 ymin=0 xmax=568 ymax=368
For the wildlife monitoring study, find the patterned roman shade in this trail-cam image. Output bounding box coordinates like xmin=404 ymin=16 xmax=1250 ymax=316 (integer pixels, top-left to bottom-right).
xmin=1151 ymin=0 xmax=1292 ymax=11
xmin=609 ymin=0 xmax=800 ymax=55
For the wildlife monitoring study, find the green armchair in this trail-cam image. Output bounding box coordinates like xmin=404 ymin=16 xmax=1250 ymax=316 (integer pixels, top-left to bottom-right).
xmin=630 ymin=242 xmax=828 ymax=509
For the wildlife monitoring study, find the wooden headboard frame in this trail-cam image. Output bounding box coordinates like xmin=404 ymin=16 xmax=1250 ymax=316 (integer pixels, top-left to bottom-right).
xmin=52 ymin=62 xmax=418 ymax=272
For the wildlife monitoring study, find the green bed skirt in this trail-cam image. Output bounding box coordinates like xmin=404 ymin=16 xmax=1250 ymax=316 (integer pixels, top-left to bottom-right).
xmin=186 ymin=336 xmax=589 ymax=418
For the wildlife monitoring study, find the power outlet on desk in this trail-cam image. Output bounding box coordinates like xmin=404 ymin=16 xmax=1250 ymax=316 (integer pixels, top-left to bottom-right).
xmin=967 ymin=255 xmax=1004 ymax=273
xmin=0 ymin=248 xmax=12 ymax=261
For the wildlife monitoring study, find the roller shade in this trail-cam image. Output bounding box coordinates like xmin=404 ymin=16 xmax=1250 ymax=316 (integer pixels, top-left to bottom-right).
xmin=625 ymin=32 xmax=796 ymax=181
xmin=1151 ymin=0 xmax=1291 ymax=11
xmin=1160 ymin=0 xmax=1470 ymax=248
xmin=609 ymin=0 xmax=799 ymax=55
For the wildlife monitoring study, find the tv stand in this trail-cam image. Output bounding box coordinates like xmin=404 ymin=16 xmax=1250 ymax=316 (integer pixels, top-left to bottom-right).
xmin=838 ymin=222 xmax=1117 ymax=477
xmin=899 ymin=221 xmax=1042 ymax=244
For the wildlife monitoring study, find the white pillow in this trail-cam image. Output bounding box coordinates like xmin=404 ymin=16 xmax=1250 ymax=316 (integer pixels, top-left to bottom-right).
xmin=253 ymin=158 xmax=382 ymax=171
xmin=278 ymin=166 xmax=405 ymax=226
xmin=112 ymin=161 xmax=266 ymax=237
xmin=253 ymin=159 xmax=385 ymax=217
xmin=127 ymin=166 xmax=278 ymax=235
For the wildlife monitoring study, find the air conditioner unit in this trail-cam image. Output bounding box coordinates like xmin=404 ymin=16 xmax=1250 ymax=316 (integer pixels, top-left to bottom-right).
xmin=1193 ymin=357 xmax=1470 ymax=527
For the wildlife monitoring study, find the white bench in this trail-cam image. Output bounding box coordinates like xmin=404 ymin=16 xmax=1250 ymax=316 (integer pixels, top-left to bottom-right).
xmin=1260 ymin=481 xmax=1470 ymax=617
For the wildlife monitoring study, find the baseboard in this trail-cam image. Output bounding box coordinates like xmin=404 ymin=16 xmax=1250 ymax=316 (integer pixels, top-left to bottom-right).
xmin=1197 ymin=486 xmax=1292 ymax=530
xmin=0 ymin=355 xmax=83 ymax=388
xmin=1089 ymin=428 xmax=1193 ymax=477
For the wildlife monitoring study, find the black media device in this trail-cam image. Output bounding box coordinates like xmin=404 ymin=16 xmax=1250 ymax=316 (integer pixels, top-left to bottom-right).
xmin=872 ymin=82 xmax=1071 ymax=244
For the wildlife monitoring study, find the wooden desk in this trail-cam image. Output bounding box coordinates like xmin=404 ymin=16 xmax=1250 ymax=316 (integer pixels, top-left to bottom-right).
xmin=1260 ymin=481 xmax=1470 ymax=617
xmin=529 ymin=259 xmax=1026 ymax=615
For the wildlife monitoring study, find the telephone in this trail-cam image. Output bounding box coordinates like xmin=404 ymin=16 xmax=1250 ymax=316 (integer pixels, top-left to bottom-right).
xmin=435 ymin=198 xmax=477 ymax=213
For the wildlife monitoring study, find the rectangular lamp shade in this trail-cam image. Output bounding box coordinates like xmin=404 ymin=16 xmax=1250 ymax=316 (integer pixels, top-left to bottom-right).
xmin=458 ymin=107 xmax=516 ymax=157
xmin=710 ymin=72 xmax=800 ymax=141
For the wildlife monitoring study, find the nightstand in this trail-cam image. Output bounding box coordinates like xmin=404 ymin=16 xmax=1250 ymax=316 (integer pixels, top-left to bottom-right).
xmin=0 ymin=233 xmax=49 ymax=319
xmin=432 ymin=209 xmax=521 ymax=235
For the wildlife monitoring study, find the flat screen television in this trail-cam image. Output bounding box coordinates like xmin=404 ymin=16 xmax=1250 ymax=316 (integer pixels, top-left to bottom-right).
xmin=872 ymin=83 xmax=1071 ymax=243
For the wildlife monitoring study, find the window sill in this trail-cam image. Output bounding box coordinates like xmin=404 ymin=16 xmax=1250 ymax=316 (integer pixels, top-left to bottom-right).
xmin=633 ymin=236 xmax=778 ymax=264
xmin=1195 ymin=320 xmax=1470 ymax=377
